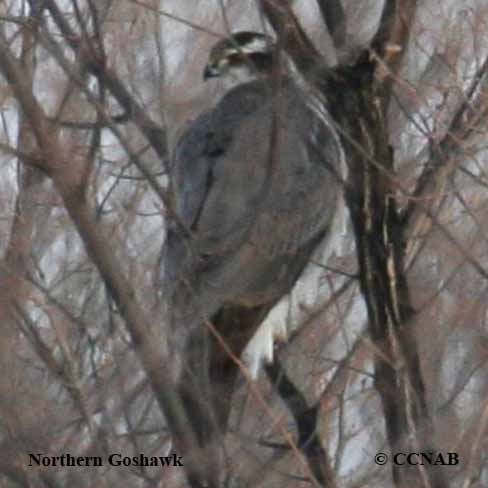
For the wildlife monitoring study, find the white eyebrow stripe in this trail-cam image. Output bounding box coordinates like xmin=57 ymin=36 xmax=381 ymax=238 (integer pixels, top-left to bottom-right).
xmin=240 ymin=37 xmax=269 ymax=53
xmin=225 ymin=37 xmax=270 ymax=56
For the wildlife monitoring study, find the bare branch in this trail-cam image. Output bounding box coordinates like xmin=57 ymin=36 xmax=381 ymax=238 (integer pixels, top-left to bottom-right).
xmin=0 ymin=21 xmax=207 ymax=488
xmin=259 ymin=0 xmax=329 ymax=76
xmin=129 ymin=0 xmax=222 ymax=38
xmin=0 ymin=35 xmax=52 ymax=162
xmin=370 ymin=0 xmax=418 ymax=93
xmin=402 ymin=54 xmax=488 ymax=269
xmin=42 ymin=0 xmax=168 ymax=160
xmin=265 ymin=360 xmax=337 ymax=488
xmin=316 ymin=0 xmax=346 ymax=50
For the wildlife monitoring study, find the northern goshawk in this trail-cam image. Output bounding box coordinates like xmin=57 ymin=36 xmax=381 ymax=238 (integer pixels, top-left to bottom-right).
xmin=162 ymin=30 xmax=343 ymax=466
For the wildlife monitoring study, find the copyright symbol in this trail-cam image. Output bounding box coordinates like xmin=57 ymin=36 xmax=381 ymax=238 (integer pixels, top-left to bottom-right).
xmin=375 ymin=453 xmax=388 ymax=465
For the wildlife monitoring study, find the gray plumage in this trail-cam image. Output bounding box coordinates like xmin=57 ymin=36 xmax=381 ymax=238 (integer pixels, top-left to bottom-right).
xmin=160 ymin=32 xmax=343 ymax=481
xmin=165 ymin=78 xmax=341 ymax=319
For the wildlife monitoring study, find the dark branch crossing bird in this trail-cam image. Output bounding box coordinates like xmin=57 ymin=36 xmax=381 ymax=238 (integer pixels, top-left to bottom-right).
xmin=161 ymin=31 xmax=343 ymax=485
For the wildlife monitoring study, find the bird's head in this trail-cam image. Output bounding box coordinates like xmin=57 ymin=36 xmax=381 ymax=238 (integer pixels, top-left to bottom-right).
xmin=203 ymin=31 xmax=275 ymax=86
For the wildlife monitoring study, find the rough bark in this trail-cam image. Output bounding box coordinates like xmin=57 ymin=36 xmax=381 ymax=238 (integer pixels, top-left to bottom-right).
xmin=260 ymin=1 xmax=447 ymax=486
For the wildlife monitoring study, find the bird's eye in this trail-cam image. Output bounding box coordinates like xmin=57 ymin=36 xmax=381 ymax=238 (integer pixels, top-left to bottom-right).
xmin=203 ymin=62 xmax=221 ymax=80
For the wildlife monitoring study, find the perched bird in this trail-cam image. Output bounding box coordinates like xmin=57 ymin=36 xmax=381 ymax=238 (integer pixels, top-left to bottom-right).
xmin=162 ymin=31 xmax=343 ymax=480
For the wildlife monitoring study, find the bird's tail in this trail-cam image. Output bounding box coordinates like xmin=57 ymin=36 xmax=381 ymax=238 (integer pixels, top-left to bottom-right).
xmin=178 ymin=302 xmax=275 ymax=448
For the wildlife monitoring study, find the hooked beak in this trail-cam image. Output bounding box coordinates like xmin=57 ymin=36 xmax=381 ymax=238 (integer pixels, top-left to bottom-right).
xmin=203 ymin=64 xmax=219 ymax=81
